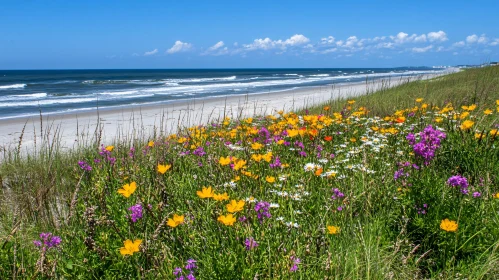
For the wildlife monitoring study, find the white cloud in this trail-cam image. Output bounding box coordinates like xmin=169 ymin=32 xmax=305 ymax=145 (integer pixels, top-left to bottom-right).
xmin=321 ymin=36 xmax=335 ymax=44
xmin=166 ymin=41 xmax=193 ymax=54
xmin=478 ymin=35 xmax=488 ymax=44
xmin=243 ymin=34 xmax=310 ymax=51
xmin=414 ymin=34 xmax=427 ymax=43
xmin=208 ymin=41 xmax=224 ymax=51
xmin=392 ymin=32 xmax=411 ymax=44
xmin=390 ymin=31 xmax=446 ymax=44
xmin=427 ymin=31 xmax=448 ymax=42
xmin=466 ymin=34 xmax=478 ymax=44
xmin=466 ymin=34 xmax=488 ymax=45
xmin=284 ymin=34 xmax=310 ymax=46
xmin=321 ymin=48 xmax=337 ymax=54
xmin=453 ymin=41 xmax=466 ymax=47
xmin=144 ymin=49 xmax=158 ymax=56
xmin=375 ymin=42 xmax=395 ymax=49
xmin=490 ymin=39 xmax=499 ymax=46
xmin=344 ymin=36 xmax=359 ymax=48
xmin=203 ymin=41 xmax=228 ymax=56
xmin=412 ymin=45 xmax=433 ymax=53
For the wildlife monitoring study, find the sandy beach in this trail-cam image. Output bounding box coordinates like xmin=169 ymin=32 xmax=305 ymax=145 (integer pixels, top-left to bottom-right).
xmin=0 ymin=71 xmax=456 ymax=152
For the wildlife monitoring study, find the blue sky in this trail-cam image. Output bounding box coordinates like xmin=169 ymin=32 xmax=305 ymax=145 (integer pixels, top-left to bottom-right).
xmin=1 ymin=0 xmax=498 ymax=69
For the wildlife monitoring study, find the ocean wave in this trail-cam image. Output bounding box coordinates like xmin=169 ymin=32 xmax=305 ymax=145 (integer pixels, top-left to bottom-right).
xmin=97 ymin=90 xmax=139 ymax=96
xmin=173 ymin=76 xmax=237 ymax=83
xmin=0 ymin=83 xmax=26 ymax=89
xmin=0 ymin=97 xmax=97 ymax=107
xmin=310 ymin=74 xmax=330 ymax=77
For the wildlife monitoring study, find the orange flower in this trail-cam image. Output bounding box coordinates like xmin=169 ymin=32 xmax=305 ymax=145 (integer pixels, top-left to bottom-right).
xmin=157 ymin=164 xmax=171 ymax=174
xmin=327 ymin=225 xmax=340 ymax=235
xmin=167 ymin=214 xmax=185 ymax=228
xmin=105 ymin=145 xmax=114 ymax=152
xmin=218 ymin=214 xmax=236 ymax=226
xmin=197 ymin=186 xmax=215 ymax=198
xmin=440 ymin=219 xmax=458 ymax=232
xmin=315 ymin=168 xmax=323 ymax=176
xmin=117 ymin=182 xmax=137 ymax=198
xmin=324 ymin=136 xmax=333 ymax=141
xmin=213 ymin=192 xmax=229 ymax=201
xmin=266 ymin=176 xmax=276 ymax=183
xmin=226 ymin=200 xmax=245 ymax=213
xmin=120 ymin=239 xmax=142 ymax=256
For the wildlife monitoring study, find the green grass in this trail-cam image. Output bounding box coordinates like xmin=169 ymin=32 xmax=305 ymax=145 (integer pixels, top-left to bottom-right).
xmin=1 ymin=66 xmax=499 ymax=279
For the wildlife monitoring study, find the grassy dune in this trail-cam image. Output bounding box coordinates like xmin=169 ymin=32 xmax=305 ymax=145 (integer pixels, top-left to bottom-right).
xmin=1 ymin=66 xmax=499 ymax=279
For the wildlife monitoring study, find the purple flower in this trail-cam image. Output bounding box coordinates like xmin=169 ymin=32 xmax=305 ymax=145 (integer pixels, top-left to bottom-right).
xmin=269 ymin=156 xmax=282 ymax=168
xmin=410 ymin=126 xmax=446 ymax=165
xmin=254 ymin=201 xmax=271 ymax=222
xmin=394 ymin=169 xmax=409 ymax=181
xmin=447 ymin=175 xmax=469 ymax=188
xmin=473 ymin=192 xmax=481 ymax=198
xmin=129 ymin=147 xmax=135 ymax=158
xmin=298 ymin=151 xmax=307 ymax=157
xmin=290 ymin=256 xmax=301 ymax=272
xmin=337 ymin=206 xmax=343 ymax=211
xmin=294 ymin=141 xmax=305 ymax=150
xmin=78 ymin=161 xmax=92 ymax=171
xmin=33 ymin=232 xmax=61 ymax=251
xmin=331 ymin=188 xmax=345 ymax=200
xmin=238 ymin=216 xmax=247 ymax=223
xmin=128 ymin=204 xmax=143 ymax=222
xmin=244 ymin=237 xmax=258 ymax=250
xmin=193 ymin=147 xmax=206 ymax=157
xmin=185 ymin=259 xmax=197 ymax=270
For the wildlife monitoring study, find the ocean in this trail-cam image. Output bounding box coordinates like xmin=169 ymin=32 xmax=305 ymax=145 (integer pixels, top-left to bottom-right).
xmin=0 ymin=68 xmax=443 ymax=119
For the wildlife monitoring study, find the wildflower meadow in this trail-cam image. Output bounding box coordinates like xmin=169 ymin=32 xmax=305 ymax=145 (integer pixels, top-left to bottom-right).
xmin=1 ymin=66 xmax=499 ymax=279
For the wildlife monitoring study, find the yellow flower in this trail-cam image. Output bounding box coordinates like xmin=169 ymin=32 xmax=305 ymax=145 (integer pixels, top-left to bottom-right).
xmin=435 ymin=117 xmax=443 ymax=123
xmin=490 ymin=129 xmax=498 ymax=138
xmin=148 ymin=140 xmax=155 ymax=147
xmin=415 ymin=98 xmax=423 ymax=103
xmin=475 ymin=133 xmax=485 ymax=140
xmin=327 ymin=225 xmax=340 ymax=235
xmin=219 ymin=156 xmax=231 ymax=166
xmin=251 ymin=154 xmax=262 ymax=162
xmin=484 ymin=109 xmax=493 ymax=115
xmin=262 ymin=152 xmax=273 ymax=162
xmin=459 ymin=120 xmax=474 ymax=130
xmin=440 ymin=219 xmax=458 ymax=232
xmin=197 ymin=186 xmax=215 ymax=198
xmin=120 ymin=239 xmax=142 ymax=256
xmin=105 ymin=145 xmax=114 ymax=152
xmin=286 ymin=129 xmax=299 ymax=138
xmin=226 ymin=200 xmax=245 ymax=213
xmin=244 ymin=118 xmax=253 ymax=124
xmin=157 ymin=164 xmax=171 ymax=174
xmin=167 ymin=214 xmax=185 ymax=228
xmin=266 ymin=176 xmax=276 ymax=183
xmin=218 ymin=214 xmax=236 ymax=226
xmin=251 ymin=142 xmax=264 ymax=150
xmin=347 ymin=100 xmax=355 ymax=104
xmin=117 ymin=182 xmax=137 ymax=198
xmin=459 ymin=112 xmax=470 ymax=119
xmin=233 ymin=159 xmax=247 ymax=171
xmin=213 ymin=192 xmax=229 ymax=201
xmin=494 ymin=193 xmax=499 ymax=199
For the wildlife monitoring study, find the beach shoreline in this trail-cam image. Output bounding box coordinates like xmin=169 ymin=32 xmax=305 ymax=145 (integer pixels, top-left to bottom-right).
xmin=0 ymin=70 xmax=458 ymax=152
